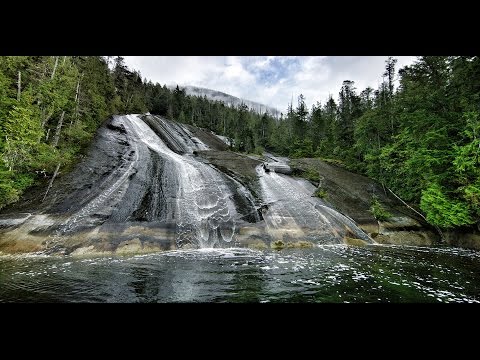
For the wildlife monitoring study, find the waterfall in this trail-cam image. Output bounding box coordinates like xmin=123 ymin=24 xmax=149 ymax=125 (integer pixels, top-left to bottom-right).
xmin=2 ymin=113 xmax=375 ymax=255
xmin=124 ymin=115 xmax=237 ymax=248
xmin=256 ymin=165 xmax=373 ymax=244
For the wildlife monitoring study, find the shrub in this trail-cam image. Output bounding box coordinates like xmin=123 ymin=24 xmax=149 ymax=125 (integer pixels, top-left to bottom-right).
xmin=314 ymin=188 xmax=327 ymax=199
xmin=303 ymin=168 xmax=320 ymax=182
xmin=420 ymin=182 xmax=474 ymax=228
xmin=370 ymin=198 xmax=392 ymax=221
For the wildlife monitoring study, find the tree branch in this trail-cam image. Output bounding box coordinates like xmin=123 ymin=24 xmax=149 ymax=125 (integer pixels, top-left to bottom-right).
xmin=386 ymin=187 xmax=445 ymax=241
xmin=42 ymin=163 xmax=61 ymax=202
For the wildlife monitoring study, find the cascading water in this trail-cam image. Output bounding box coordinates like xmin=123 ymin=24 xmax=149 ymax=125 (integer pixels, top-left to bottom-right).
xmin=0 ymin=113 xmax=376 ymax=255
xmin=124 ymin=114 xmax=237 ymax=248
xmin=256 ymin=164 xmax=373 ymax=244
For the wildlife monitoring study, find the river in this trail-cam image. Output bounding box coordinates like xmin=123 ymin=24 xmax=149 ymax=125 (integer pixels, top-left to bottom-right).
xmin=1 ymin=245 xmax=479 ymax=302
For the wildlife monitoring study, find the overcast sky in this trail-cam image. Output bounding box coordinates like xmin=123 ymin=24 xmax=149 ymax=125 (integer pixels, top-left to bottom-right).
xmin=123 ymin=56 xmax=418 ymax=113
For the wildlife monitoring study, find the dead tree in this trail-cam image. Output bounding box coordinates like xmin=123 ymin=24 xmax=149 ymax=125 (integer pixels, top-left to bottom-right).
xmin=52 ymin=111 xmax=65 ymax=147
xmin=17 ymin=71 xmax=21 ymax=101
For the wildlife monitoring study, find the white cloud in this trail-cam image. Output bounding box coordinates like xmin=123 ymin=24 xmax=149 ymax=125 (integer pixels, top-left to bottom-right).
xmin=250 ymin=56 xmax=277 ymax=69
xmin=122 ymin=56 xmax=225 ymax=87
xmin=123 ymin=56 xmax=418 ymax=114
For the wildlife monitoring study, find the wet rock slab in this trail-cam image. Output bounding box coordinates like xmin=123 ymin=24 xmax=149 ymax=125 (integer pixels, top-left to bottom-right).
xmin=0 ymin=115 xmax=381 ymax=255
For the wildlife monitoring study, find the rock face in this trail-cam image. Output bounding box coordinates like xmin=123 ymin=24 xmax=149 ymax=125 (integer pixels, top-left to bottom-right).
xmin=289 ymin=158 xmax=440 ymax=246
xmin=263 ymin=162 xmax=292 ymax=175
xmin=375 ymin=216 xmax=437 ymax=246
xmin=444 ymin=231 xmax=480 ymax=250
xmin=0 ymin=115 xmax=376 ymax=255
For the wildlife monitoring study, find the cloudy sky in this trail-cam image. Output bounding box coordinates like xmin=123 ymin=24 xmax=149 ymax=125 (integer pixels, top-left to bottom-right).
xmin=123 ymin=56 xmax=418 ymax=112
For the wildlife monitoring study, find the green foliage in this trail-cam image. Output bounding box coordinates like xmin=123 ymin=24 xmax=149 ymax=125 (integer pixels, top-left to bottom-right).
xmin=290 ymin=139 xmax=313 ymax=158
xmin=29 ymin=144 xmax=63 ymax=172
xmin=1 ymin=92 xmax=43 ymax=172
xmin=0 ymin=181 xmax=20 ymax=208
xmin=13 ymin=173 xmax=35 ymax=190
xmin=420 ymin=183 xmax=474 ymax=228
xmin=370 ymin=198 xmax=392 ymax=221
xmin=453 ymin=112 xmax=480 ymax=177
xmin=319 ymin=157 xmax=346 ymax=168
xmin=64 ymin=121 xmax=93 ymax=148
xmin=0 ymin=56 xmax=132 ymax=209
xmin=302 ymin=168 xmax=320 ymax=182
xmin=0 ymin=168 xmax=20 ymax=208
xmin=314 ymin=188 xmax=327 ymax=199
xmin=0 ymin=168 xmax=34 ymax=210
xmin=462 ymin=181 xmax=480 ymax=216
xmin=253 ymin=146 xmax=264 ymax=156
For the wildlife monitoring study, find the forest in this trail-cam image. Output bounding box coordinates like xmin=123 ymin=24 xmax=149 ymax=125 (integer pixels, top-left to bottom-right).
xmin=0 ymin=56 xmax=479 ymax=230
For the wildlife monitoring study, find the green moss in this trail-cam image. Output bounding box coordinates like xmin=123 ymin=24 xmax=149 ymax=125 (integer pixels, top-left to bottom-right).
xmin=271 ymin=240 xmax=314 ymax=249
xmin=306 ymin=169 xmax=320 ymax=182
xmin=286 ymin=241 xmax=314 ymax=248
xmin=344 ymin=237 xmax=368 ymax=246
xmin=314 ymin=188 xmax=327 ymax=199
xmin=271 ymin=240 xmax=285 ymax=250
xmin=320 ymin=157 xmax=346 ymax=168
xmin=289 ymin=162 xmax=321 ymax=183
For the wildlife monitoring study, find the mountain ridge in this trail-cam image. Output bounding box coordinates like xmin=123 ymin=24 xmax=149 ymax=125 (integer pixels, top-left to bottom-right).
xmin=170 ymin=85 xmax=282 ymax=118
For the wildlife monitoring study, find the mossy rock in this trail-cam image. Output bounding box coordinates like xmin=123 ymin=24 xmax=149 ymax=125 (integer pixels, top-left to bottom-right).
xmin=286 ymin=241 xmax=314 ymax=248
xmin=270 ymin=240 xmax=314 ymax=250
xmin=271 ymin=240 xmax=285 ymax=250
xmin=344 ymin=237 xmax=368 ymax=246
xmin=314 ymin=188 xmax=327 ymax=199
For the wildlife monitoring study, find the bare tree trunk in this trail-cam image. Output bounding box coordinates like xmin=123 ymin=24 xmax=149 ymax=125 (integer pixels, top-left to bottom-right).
xmin=42 ymin=108 xmax=54 ymax=128
xmin=45 ymin=128 xmax=51 ymax=141
xmin=52 ymin=111 xmax=65 ymax=147
xmin=51 ymin=56 xmax=59 ymax=80
xmin=17 ymin=71 xmax=21 ymax=101
xmin=377 ymin=131 xmax=386 ymax=195
xmin=74 ymin=78 xmax=80 ymax=103
xmin=42 ymin=163 xmax=61 ymax=202
xmin=390 ymin=106 xmax=394 ymax=134
xmin=125 ymin=93 xmax=134 ymax=111
xmin=62 ymin=56 xmax=66 ymax=65
xmin=71 ymin=78 xmax=81 ymax=126
xmin=386 ymin=187 xmax=445 ymax=241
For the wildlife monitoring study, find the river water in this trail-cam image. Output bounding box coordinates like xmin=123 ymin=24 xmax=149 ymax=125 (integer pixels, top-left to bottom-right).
xmin=1 ymin=245 xmax=479 ymax=303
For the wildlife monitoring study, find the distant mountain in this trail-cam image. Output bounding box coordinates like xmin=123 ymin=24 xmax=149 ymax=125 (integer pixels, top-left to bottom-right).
xmin=172 ymin=85 xmax=281 ymax=118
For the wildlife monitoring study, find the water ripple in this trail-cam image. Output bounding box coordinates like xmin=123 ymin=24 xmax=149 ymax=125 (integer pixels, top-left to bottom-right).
xmin=1 ymin=246 xmax=479 ymax=303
